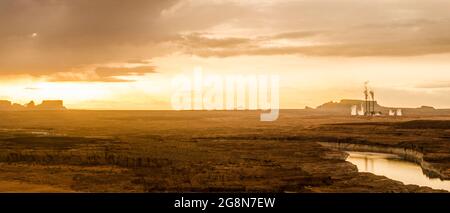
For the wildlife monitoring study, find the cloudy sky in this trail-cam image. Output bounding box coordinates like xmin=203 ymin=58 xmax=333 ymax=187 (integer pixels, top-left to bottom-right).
xmin=1 ymin=0 xmax=450 ymax=109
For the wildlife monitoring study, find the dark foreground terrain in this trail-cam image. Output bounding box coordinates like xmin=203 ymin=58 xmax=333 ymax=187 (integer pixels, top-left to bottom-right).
xmin=0 ymin=110 xmax=449 ymax=192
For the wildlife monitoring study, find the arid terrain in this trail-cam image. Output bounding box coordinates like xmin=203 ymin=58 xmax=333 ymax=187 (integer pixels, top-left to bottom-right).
xmin=0 ymin=110 xmax=449 ymax=192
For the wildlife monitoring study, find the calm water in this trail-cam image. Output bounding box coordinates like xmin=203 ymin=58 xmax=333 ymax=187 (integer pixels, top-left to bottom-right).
xmin=346 ymin=151 xmax=450 ymax=191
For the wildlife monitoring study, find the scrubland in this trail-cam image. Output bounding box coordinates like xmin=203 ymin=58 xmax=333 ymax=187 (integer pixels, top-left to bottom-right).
xmin=0 ymin=110 xmax=448 ymax=192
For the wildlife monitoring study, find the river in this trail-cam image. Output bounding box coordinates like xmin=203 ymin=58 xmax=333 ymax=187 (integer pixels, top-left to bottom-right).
xmin=346 ymin=151 xmax=450 ymax=191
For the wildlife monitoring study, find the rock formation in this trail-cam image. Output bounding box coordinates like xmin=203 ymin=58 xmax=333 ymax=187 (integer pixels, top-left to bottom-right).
xmin=315 ymin=99 xmax=449 ymax=116
xmin=0 ymin=100 xmax=66 ymax=111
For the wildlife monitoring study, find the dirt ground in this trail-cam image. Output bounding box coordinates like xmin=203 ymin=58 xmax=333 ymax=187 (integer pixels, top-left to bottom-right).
xmin=0 ymin=110 xmax=448 ymax=192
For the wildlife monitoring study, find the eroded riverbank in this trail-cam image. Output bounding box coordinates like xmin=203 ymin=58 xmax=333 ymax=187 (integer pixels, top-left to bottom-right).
xmin=345 ymin=151 xmax=450 ymax=191
xmin=318 ymin=142 xmax=449 ymax=180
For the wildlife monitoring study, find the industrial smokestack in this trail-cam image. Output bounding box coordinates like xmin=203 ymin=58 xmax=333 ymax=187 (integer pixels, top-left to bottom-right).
xmin=370 ymin=90 xmax=375 ymax=116
xmin=364 ymin=81 xmax=369 ymax=116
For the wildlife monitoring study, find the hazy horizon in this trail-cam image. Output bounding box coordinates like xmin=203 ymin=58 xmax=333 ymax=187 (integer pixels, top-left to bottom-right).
xmin=3 ymin=98 xmax=450 ymax=110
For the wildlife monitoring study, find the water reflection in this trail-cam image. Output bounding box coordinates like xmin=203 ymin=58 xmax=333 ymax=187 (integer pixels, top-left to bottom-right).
xmin=346 ymin=151 xmax=450 ymax=191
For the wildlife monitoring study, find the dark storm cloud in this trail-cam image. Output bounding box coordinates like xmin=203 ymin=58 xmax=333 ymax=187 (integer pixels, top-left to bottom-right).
xmin=269 ymin=31 xmax=324 ymax=40
xmin=95 ymin=66 xmax=156 ymax=77
xmin=176 ymin=31 xmax=324 ymax=56
xmin=172 ymin=0 xmax=450 ymax=58
xmin=46 ymin=73 xmax=132 ymax=83
xmin=179 ymin=36 xmax=450 ymax=58
xmin=45 ymin=65 xmax=157 ymax=82
xmin=2 ymin=0 xmax=450 ymax=81
xmin=0 ymin=0 xmax=178 ymax=77
xmin=177 ymin=33 xmax=253 ymax=49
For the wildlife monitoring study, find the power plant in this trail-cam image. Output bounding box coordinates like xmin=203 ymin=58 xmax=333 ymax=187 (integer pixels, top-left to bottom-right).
xmin=364 ymin=81 xmax=378 ymax=116
xmin=349 ymin=82 xmax=402 ymax=117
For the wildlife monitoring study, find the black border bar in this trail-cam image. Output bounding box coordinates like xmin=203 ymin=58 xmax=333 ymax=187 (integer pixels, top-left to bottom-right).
xmin=0 ymin=193 xmax=448 ymax=211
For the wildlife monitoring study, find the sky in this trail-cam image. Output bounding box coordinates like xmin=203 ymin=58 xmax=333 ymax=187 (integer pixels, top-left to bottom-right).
xmin=1 ymin=0 xmax=450 ymax=109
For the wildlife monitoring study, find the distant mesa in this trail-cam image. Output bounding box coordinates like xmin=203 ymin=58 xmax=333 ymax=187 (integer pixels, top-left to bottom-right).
xmin=315 ymin=82 xmax=447 ymax=116
xmin=0 ymin=100 xmax=66 ymax=111
xmin=317 ymin=99 xmax=380 ymax=111
xmin=315 ymin=99 xmax=449 ymax=116
xmin=419 ymin=106 xmax=435 ymax=110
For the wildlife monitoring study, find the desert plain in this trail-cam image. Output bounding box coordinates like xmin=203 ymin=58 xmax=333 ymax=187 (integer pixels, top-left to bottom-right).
xmin=0 ymin=110 xmax=449 ymax=192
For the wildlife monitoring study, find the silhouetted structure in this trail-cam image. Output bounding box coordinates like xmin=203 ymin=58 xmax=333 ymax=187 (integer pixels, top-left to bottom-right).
xmin=369 ymin=90 xmax=375 ymax=115
xmin=26 ymin=101 xmax=35 ymax=108
xmin=0 ymin=100 xmax=12 ymax=110
xmin=0 ymin=100 xmax=66 ymax=111
xmin=364 ymin=81 xmax=369 ymax=115
xmin=36 ymin=100 xmax=66 ymax=110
